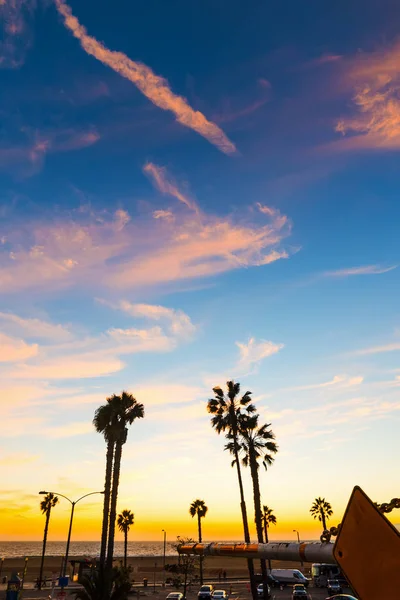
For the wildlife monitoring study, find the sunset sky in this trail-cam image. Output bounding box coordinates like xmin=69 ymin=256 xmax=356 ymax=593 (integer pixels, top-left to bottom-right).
xmin=0 ymin=0 xmax=400 ymax=545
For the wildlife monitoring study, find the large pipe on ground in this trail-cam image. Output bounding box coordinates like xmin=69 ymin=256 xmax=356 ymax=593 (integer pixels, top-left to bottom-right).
xmin=178 ymin=542 xmax=335 ymax=565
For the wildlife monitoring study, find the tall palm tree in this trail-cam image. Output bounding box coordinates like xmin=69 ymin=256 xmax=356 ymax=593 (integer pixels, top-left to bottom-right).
xmin=189 ymin=499 xmax=208 ymax=584
xmin=94 ymin=402 xmax=119 ymax=568
xmin=117 ymin=510 xmax=134 ymax=569
xmin=207 ymin=381 xmax=257 ymax=600
xmin=226 ymin=414 xmax=277 ymax=593
xmin=38 ymin=493 xmax=59 ymax=590
xmin=310 ymin=497 xmax=333 ymax=532
xmin=106 ymin=392 xmax=144 ymax=571
xmin=262 ymin=506 xmax=277 ymax=572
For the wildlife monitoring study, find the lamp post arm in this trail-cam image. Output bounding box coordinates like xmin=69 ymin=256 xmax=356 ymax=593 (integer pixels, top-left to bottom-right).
xmin=75 ymin=491 xmax=104 ymax=505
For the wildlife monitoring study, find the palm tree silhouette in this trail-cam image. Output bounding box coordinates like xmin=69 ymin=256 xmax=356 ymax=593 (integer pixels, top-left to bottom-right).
xmin=310 ymin=497 xmax=333 ymax=532
xmin=262 ymin=505 xmax=277 ymax=542
xmin=38 ymin=493 xmax=59 ymax=589
xmin=106 ymin=392 xmax=144 ymax=571
xmin=117 ymin=510 xmax=134 ymax=568
xmin=207 ymin=380 xmax=257 ymax=600
xmin=94 ymin=402 xmax=119 ymax=567
xmin=262 ymin=505 xmax=277 ymax=572
xmin=226 ymin=414 xmax=277 ymax=592
xmin=189 ymin=499 xmax=208 ymax=584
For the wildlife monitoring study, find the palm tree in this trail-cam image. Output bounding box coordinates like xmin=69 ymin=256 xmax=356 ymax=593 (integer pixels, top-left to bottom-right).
xmin=262 ymin=505 xmax=277 ymax=543
xmin=117 ymin=510 xmax=134 ymax=568
xmin=38 ymin=493 xmax=59 ymax=589
xmin=226 ymin=414 xmax=277 ymax=593
xmin=106 ymin=392 xmax=144 ymax=571
xmin=207 ymin=381 xmax=257 ymax=600
xmin=189 ymin=499 xmax=208 ymax=584
xmin=262 ymin=506 xmax=277 ymax=572
xmin=94 ymin=402 xmax=119 ymax=568
xmin=310 ymin=497 xmax=333 ymax=532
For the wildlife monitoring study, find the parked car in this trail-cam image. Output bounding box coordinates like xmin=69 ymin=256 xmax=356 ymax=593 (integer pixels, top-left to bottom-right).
xmin=256 ymin=583 xmax=271 ymax=598
xmin=198 ymin=586 xmax=214 ymax=600
xmin=212 ymin=591 xmax=228 ymax=600
xmin=292 ymin=584 xmax=308 ymax=598
xmin=166 ymin=594 xmax=184 ymax=600
xmin=327 ymin=580 xmax=342 ymax=595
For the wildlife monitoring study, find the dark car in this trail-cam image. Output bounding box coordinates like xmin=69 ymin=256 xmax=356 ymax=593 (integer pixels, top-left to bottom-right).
xmin=292 ymin=584 xmax=308 ymax=598
xmin=198 ymin=586 xmax=214 ymax=600
xmin=325 ymin=595 xmax=358 ymax=600
xmin=327 ymin=580 xmax=342 ymax=595
xmin=256 ymin=583 xmax=271 ymax=598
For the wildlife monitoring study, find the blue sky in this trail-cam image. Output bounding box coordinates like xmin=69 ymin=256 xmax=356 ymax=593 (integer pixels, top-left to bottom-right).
xmin=0 ymin=0 xmax=399 ymax=541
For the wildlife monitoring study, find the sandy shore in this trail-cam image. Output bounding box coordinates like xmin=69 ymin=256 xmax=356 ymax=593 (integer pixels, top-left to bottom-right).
xmin=0 ymin=555 xmax=312 ymax=583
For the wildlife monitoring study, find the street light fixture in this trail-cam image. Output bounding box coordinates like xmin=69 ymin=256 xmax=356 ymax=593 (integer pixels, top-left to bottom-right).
xmin=39 ymin=490 xmax=104 ymax=577
xmin=162 ymin=529 xmax=167 ymax=586
xmin=293 ymin=530 xmax=303 ymax=567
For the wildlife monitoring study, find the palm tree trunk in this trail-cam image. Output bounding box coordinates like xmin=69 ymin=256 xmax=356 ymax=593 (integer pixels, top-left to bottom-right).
xmin=321 ymin=509 xmax=327 ymax=532
xmin=230 ymin=414 xmax=257 ymax=600
xmin=38 ymin=510 xmax=50 ymax=590
xmin=124 ymin=529 xmax=128 ymax=569
xmin=264 ymin=523 xmax=272 ymax=572
xmin=107 ymin=432 xmax=125 ymax=571
xmin=100 ymin=438 xmax=114 ymax=567
xmin=198 ymin=513 xmax=203 ymax=585
xmin=249 ymin=454 xmax=269 ymax=600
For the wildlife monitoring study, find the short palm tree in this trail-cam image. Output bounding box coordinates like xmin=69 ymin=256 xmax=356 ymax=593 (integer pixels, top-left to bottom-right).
xmin=117 ymin=510 xmax=134 ymax=568
xmin=310 ymin=497 xmax=333 ymax=532
xmin=226 ymin=414 xmax=277 ymax=594
xmin=207 ymin=381 xmax=257 ymax=600
xmin=106 ymin=392 xmax=144 ymax=571
xmin=38 ymin=493 xmax=59 ymax=589
xmin=189 ymin=500 xmax=208 ymax=584
xmin=262 ymin=505 xmax=277 ymax=543
xmin=262 ymin=505 xmax=277 ymax=572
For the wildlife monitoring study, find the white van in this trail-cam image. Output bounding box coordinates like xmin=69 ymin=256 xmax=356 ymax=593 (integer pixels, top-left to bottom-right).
xmin=269 ymin=569 xmax=309 ymax=587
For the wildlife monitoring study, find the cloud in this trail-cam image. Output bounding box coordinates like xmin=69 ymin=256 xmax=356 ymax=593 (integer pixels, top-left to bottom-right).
xmin=0 ymin=312 xmax=73 ymax=341
xmin=236 ymin=337 xmax=283 ymax=371
xmin=324 ymin=264 xmax=397 ymax=277
xmin=54 ymin=0 xmax=236 ymax=155
xmin=0 ymin=170 xmax=291 ymax=294
xmin=335 ymin=41 xmax=400 ymax=150
xmin=0 ymin=0 xmax=36 ymax=69
xmin=353 ymin=342 xmax=400 ymax=356
xmin=10 ymin=354 xmax=125 ymax=380
xmin=0 ymin=452 xmax=39 ymax=466
xmin=0 ymin=333 xmax=38 ymax=363
xmin=143 ymin=163 xmax=199 ymax=214
xmin=278 ymin=374 xmax=363 ymax=393
xmin=104 ymin=300 xmax=197 ymax=339
xmin=44 ymin=421 xmax=94 ymax=438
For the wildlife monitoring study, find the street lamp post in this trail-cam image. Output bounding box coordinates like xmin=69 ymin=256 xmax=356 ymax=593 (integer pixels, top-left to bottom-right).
xmin=39 ymin=490 xmax=104 ymax=578
xmin=293 ymin=530 xmax=303 ymax=567
xmin=162 ymin=529 xmax=166 ymax=586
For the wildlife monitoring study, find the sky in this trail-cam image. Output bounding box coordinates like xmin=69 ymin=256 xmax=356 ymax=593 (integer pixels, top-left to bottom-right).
xmin=0 ymin=0 xmax=399 ymax=545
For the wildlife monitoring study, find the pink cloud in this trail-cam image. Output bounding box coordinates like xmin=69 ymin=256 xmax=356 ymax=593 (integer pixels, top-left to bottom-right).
xmin=143 ymin=163 xmax=199 ymax=213
xmin=335 ymin=41 xmax=400 ymax=150
xmin=54 ymin=0 xmax=236 ymax=155
xmin=0 ymin=167 xmax=291 ymax=294
xmin=0 ymin=0 xmax=37 ymax=69
xmin=0 ymin=333 xmax=38 ymax=363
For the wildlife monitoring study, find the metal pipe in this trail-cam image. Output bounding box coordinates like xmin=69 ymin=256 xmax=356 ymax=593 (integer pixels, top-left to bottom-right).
xmin=178 ymin=542 xmax=335 ymax=565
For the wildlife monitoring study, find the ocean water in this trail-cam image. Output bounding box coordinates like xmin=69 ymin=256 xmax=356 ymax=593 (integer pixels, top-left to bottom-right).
xmin=0 ymin=541 xmax=182 ymax=559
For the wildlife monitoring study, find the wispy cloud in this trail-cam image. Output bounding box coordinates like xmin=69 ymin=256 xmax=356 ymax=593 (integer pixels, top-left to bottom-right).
xmin=0 ymin=333 xmax=38 ymax=363
xmin=353 ymin=342 xmax=400 ymax=356
xmin=236 ymin=337 xmax=283 ymax=371
xmin=143 ymin=163 xmax=199 ymax=214
xmin=335 ymin=41 xmax=400 ymax=150
xmin=0 ymin=0 xmax=36 ymax=69
xmin=0 ymin=169 xmax=291 ymax=294
xmin=277 ymin=374 xmax=363 ymax=393
xmin=54 ymin=0 xmax=236 ymax=155
xmin=324 ymin=264 xmax=397 ymax=277
xmin=0 ymin=312 xmax=73 ymax=341
xmin=103 ymin=300 xmax=197 ymax=339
